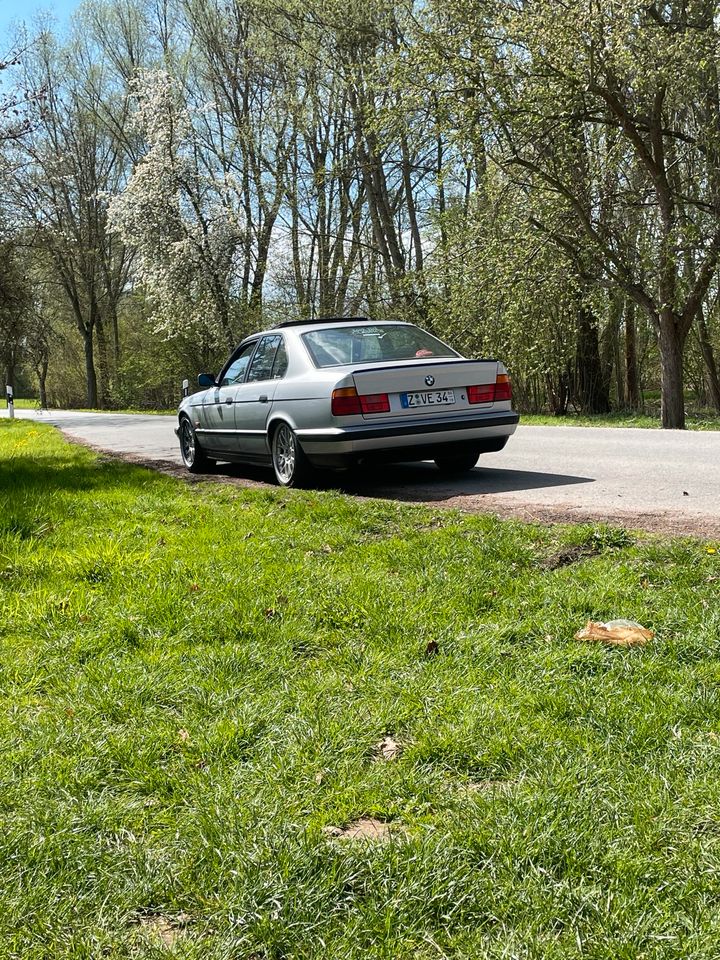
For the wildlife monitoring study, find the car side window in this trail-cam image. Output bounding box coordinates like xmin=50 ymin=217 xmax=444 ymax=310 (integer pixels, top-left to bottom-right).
xmin=247 ymin=335 xmax=282 ymax=383
xmin=221 ymin=342 xmax=257 ymax=386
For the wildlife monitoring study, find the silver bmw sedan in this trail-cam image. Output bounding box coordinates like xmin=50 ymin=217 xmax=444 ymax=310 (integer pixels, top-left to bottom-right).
xmin=176 ymin=317 xmax=519 ymax=487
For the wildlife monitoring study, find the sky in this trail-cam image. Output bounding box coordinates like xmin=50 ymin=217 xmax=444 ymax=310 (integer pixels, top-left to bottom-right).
xmin=0 ymin=0 xmax=79 ymax=43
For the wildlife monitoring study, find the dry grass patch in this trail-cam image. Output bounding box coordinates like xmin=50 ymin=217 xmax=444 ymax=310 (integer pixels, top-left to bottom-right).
xmin=322 ymin=818 xmax=402 ymax=841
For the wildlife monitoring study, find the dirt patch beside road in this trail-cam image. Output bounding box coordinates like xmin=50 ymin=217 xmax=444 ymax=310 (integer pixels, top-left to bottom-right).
xmin=80 ymin=441 xmax=720 ymax=540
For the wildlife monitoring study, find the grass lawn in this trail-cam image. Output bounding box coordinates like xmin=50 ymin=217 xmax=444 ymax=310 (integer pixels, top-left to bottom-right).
xmin=5 ymin=399 xmax=176 ymax=415
xmin=2 ymin=420 xmax=720 ymax=959
xmin=521 ymin=411 xmax=720 ymax=431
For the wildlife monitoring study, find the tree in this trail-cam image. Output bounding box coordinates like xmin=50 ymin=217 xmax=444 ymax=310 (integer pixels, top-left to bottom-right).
xmin=417 ymin=0 xmax=720 ymax=427
xmin=0 ymin=241 xmax=30 ymax=391
xmin=8 ymin=26 xmax=132 ymax=407
xmin=107 ymin=69 xmax=245 ymax=353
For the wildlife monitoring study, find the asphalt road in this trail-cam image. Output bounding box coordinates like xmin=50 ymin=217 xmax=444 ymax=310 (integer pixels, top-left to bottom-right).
xmin=10 ymin=407 xmax=720 ymax=536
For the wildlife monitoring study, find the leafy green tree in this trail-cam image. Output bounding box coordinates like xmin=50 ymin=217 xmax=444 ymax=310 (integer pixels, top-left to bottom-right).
xmin=417 ymin=0 xmax=720 ymax=427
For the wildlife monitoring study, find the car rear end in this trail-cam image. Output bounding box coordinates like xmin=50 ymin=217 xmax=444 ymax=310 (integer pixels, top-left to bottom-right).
xmin=287 ymin=322 xmax=519 ymax=468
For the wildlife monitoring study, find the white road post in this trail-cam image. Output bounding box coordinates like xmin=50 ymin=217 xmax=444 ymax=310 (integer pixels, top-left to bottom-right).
xmin=5 ymin=385 xmax=13 ymax=419
xmin=182 ymin=378 xmax=189 ymax=398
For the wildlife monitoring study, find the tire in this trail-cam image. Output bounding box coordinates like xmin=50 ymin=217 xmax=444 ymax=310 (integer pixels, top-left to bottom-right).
xmin=434 ymin=445 xmax=481 ymax=474
xmin=179 ymin=417 xmax=214 ymax=473
xmin=271 ymin=421 xmax=315 ymax=488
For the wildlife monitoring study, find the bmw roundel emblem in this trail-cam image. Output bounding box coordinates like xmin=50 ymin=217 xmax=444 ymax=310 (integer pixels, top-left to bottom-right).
xmin=425 ymin=375 xmax=435 ymax=387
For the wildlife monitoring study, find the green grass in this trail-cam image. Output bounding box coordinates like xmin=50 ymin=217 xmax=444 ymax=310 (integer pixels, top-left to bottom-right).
xmin=6 ymin=399 xmax=176 ymax=414
xmin=2 ymin=420 xmax=720 ymax=959
xmin=521 ymin=410 xmax=720 ymax=430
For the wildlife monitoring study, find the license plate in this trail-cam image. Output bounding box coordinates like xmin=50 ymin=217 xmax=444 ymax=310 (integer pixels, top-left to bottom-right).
xmin=400 ymin=389 xmax=456 ymax=408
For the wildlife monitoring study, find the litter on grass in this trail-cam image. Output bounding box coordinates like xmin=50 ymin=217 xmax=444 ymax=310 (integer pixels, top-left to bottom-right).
xmin=575 ymin=619 xmax=654 ymax=647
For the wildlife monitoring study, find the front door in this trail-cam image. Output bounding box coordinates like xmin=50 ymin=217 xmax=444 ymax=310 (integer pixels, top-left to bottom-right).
xmin=200 ymin=341 xmax=258 ymax=456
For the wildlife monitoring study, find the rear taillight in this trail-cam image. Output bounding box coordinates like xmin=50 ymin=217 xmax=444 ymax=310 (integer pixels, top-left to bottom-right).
xmin=467 ymin=374 xmax=512 ymax=404
xmin=331 ymin=388 xmax=391 ymax=416
xmin=495 ymin=373 xmax=512 ymax=401
xmin=360 ymin=393 xmax=390 ymax=414
xmin=331 ymin=387 xmax=362 ymax=416
xmin=468 ymin=384 xmax=495 ymax=404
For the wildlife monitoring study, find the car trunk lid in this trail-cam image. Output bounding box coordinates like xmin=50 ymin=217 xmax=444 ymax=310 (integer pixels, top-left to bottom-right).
xmin=351 ymin=359 xmax=499 ymax=419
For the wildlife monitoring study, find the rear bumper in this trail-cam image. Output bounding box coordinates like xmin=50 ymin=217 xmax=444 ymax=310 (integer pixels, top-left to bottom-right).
xmin=296 ymin=410 xmax=519 ymax=464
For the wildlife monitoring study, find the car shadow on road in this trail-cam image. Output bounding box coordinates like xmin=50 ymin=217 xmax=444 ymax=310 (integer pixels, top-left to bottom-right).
xmin=214 ymin=460 xmax=593 ymax=502
xmin=332 ymin=462 xmax=594 ymax=502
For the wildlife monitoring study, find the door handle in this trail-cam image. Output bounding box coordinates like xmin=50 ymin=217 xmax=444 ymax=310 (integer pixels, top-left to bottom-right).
xmin=259 ymin=395 xmax=269 ymax=403
xmin=225 ymin=397 xmax=233 ymax=405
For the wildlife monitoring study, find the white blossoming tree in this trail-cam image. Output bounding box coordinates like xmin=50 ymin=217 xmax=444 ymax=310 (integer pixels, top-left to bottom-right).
xmin=108 ymin=70 xmax=244 ymax=354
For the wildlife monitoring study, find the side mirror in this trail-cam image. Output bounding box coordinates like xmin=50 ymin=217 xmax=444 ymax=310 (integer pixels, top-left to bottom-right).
xmin=198 ymin=373 xmax=216 ymax=387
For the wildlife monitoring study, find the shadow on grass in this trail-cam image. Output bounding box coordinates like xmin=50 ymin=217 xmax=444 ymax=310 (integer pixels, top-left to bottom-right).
xmin=0 ymin=451 xmax=163 ymax=501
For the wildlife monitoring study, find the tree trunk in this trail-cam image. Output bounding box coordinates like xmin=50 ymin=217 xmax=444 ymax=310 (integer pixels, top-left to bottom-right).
xmin=600 ymin=292 xmax=621 ymax=407
xmin=95 ymin=313 xmax=111 ymax=408
xmin=624 ymin=300 xmax=641 ymax=410
xmin=658 ymin=316 xmax=685 ymax=428
xmin=83 ymin=328 xmax=98 ymax=408
xmin=37 ymin=358 xmax=49 ymax=409
xmin=4 ymin=356 xmax=15 ymax=393
xmin=576 ymin=303 xmax=610 ymax=413
xmin=697 ymin=307 xmax=720 ymax=412
xmin=111 ymin=303 xmax=122 ymax=392
xmin=545 ymin=369 xmax=570 ymax=415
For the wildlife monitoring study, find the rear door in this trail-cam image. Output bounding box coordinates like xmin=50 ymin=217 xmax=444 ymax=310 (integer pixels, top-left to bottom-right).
xmin=234 ymin=335 xmax=287 ymax=457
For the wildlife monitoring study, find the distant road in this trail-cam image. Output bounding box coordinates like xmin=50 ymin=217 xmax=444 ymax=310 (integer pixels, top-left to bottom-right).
xmin=11 ymin=408 xmax=720 ymax=536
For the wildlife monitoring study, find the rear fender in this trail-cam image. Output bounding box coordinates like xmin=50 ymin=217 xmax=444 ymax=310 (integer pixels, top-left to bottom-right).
xmin=266 ymin=411 xmax=300 ymax=438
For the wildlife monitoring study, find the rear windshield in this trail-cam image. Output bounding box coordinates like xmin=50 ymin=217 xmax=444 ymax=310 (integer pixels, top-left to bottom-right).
xmin=302 ymin=324 xmax=459 ymax=368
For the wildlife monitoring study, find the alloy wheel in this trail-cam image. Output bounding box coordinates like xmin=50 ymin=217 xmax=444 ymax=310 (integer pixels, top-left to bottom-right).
xmin=273 ymin=424 xmax=296 ymax=484
xmin=180 ymin=420 xmax=195 ymax=467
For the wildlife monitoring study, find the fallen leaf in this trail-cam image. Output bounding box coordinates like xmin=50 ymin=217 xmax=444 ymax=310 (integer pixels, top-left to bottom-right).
xmin=575 ymin=619 xmax=653 ymax=647
xmin=178 ymin=728 xmax=190 ymax=743
xmin=375 ymin=736 xmax=402 ymax=761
